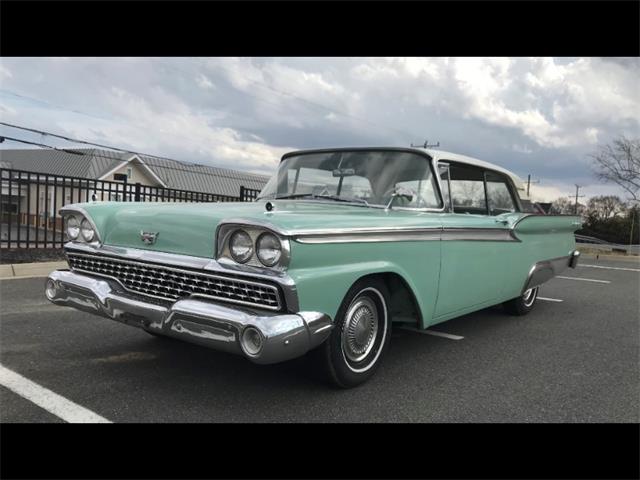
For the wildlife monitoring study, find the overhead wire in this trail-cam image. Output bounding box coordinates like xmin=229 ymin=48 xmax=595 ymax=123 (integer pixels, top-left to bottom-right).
xmin=0 ymin=131 xmax=269 ymax=183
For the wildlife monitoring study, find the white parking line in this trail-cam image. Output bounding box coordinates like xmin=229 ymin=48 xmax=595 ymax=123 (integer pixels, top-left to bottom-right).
xmin=538 ymin=297 xmax=563 ymax=302
xmin=0 ymin=364 xmax=111 ymax=423
xmin=579 ymin=264 xmax=640 ymax=272
xmin=398 ymin=327 xmax=464 ymax=340
xmin=556 ymin=276 xmax=611 ymax=284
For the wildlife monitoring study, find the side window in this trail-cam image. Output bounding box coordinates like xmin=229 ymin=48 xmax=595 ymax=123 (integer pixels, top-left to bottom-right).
xmin=449 ymin=164 xmax=487 ymax=215
xmin=438 ymin=163 xmax=452 ymax=212
xmin=485 ymin=171 xmax=517 ymax=215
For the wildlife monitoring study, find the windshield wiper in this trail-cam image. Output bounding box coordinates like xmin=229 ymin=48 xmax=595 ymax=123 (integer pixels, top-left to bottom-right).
xmin=314 ymin=194 xmax=370 ymax=206
xmin=268 ymin=193 xmax=370 ymax=207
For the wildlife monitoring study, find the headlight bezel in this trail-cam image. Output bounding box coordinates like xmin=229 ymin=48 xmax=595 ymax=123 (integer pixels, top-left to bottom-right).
xmin=216 ymin=223 xmax=290 ymax=271
xmin=61 ymin=207 xmax=101 ymax=244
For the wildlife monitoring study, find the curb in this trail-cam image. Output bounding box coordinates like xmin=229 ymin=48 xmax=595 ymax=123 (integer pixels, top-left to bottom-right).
xmin=0 ymin=261 xmax=68 ymax=280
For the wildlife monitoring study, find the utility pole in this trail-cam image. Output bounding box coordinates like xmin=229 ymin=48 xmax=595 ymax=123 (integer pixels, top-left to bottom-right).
xmin=526 ymin=174 xmax=540 ymax=196
xmin=573 ymin=185 xmax=585 ymax=214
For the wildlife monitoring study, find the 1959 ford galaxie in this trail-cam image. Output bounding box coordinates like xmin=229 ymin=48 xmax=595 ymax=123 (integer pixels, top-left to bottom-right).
xmin=46 ymin=147 xmax=581 ymax=387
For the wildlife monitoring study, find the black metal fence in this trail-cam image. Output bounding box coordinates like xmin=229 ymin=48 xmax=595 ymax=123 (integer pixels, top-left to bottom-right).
xmin=0 ymin=168 xmax=261 ymax=249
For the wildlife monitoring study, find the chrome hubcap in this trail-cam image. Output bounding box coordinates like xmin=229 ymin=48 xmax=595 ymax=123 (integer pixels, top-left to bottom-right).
xmin=342 ymin=296 xmax=378 ymax=363
xmin=523 ymin=287 xmax=537 ymax=307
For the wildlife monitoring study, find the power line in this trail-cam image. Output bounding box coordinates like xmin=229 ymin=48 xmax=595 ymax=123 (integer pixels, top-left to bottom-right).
xmin=0 ymin=135 xmax=87 ymax=155
xmin=0 ymin=89 xmax=110 ymax=121
xmin=0 ymin=132 xmax=269 ymax=183
xmin=0 ymin=121 xmax=209 ymax=166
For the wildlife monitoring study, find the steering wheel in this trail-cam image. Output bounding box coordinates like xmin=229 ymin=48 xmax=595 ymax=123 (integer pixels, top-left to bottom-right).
xmin=382 ymin=186 xmax=425 ymax=208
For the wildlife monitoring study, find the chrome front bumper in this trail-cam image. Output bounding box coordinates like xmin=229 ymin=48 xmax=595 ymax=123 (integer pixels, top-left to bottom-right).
xmin=45 ymin=270 xmax=333 ymax=364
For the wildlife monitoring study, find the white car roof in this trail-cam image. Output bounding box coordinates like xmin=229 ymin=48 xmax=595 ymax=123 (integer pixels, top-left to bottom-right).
xmin=418 ymin=148 xmax=529 ymax=200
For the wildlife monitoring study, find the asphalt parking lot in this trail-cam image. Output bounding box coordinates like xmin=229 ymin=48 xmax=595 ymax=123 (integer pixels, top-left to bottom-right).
xmin=1 ymin=254 xmax=638 ymax=423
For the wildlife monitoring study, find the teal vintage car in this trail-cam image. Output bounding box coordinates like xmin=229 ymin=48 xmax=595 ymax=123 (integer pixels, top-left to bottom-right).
xmin=46 ymin=147 xmax=581 ymax=387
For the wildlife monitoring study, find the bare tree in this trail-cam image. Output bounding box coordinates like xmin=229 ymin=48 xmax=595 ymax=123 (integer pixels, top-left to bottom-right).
xmin=591 ymin=136 xmax=640 ymax=202
xmin=550 ymin=197 xmax=574 ymax=215
xmin=586 ymin=195 xmax=626 ymax=220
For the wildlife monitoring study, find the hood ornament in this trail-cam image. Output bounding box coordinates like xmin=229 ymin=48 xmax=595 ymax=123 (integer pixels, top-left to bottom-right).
xmin=140 ymin=231 xmax=159 ymax=245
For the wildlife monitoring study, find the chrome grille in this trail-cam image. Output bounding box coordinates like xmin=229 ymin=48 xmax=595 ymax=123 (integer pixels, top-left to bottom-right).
xmin=66 ymin=252 xmax=282 ymax=310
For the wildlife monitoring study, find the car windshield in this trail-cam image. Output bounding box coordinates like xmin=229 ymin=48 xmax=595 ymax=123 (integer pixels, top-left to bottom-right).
xmin=258 ymin=150 xmax=443 ymax=209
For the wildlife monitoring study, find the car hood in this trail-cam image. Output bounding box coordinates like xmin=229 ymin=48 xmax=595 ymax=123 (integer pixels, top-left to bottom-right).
xmin=78 ymin=200 xmax=443 ymax=258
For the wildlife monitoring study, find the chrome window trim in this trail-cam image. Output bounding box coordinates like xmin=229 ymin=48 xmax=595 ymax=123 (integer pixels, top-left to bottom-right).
xmin=66 ymin=251 xmax=283 ymax=311
xmin=442 ymin=160 xmax=524 ymax=215
xmin=63 ymin=243 xmax=299 ymax=312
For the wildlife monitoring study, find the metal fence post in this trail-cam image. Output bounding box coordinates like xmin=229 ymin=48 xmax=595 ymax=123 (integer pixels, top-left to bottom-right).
xmin=134 ymin=182 xmax=141 ymax=202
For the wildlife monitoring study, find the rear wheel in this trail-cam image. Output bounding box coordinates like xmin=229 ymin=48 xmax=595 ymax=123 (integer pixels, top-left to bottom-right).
xmin=503 ymin=286 xmax=539 ymax=316
xmin=316 ymin=277 xmax=392 ymax=388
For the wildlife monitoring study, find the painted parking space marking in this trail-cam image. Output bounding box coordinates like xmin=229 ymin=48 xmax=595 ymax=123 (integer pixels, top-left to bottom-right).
xmin=0 ymin=364 xmax=111 ymax=424
xmin=398 ymin=327 xmax=464 ymax=340
xmin=579 ymin=264 xmax=640 ymax=273
xmin=538 ymin=297 xmax=563 ymax=302
xmin=556 ymin=276 xmax=611 ymax=284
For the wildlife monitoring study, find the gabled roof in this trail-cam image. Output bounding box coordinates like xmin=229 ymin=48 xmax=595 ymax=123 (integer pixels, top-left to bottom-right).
xmin=0 ymin=148 xmax=269 ymax=197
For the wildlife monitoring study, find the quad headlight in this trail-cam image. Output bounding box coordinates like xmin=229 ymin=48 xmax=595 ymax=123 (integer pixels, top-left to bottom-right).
xmin=66 ymin=215 xmax=80 ymax=240
xmin=256 ymin=232 xmax=282 ymax=266
xmin=218 ymin=224 xmax=289 ymax=270
xmin=63 ymin=210 xmax=99 ymax=244
xmin=229 ymin=229 xmax=254 ymax=263
xmin=80 ymin=218 xmax=95 ymax=242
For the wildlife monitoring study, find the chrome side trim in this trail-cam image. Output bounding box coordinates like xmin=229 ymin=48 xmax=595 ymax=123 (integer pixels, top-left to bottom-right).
xmin=219 ymin=219 xmax=521 ymax=243
xmin=293 ymin=227 xmax=519 ymax=244
xmin=46 ymin=270 xmax=332 ymax=365
xmin=295 ymin=229 xmax=442 ymax=244
xmin=63 ymin=243 xmax=299 ymax=312
xmin=522 ymin=252 xmax=576 ymax=292
xmin=441 ymin=228 xmax=519 ymax=242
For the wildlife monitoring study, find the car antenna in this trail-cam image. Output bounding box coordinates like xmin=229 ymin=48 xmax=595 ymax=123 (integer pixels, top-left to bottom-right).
xmin=411 ymin=140 xmax=440 ymax=149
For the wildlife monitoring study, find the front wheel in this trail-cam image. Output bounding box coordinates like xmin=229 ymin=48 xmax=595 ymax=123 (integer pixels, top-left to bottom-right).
xmin=315 ymin=278 xmax=391 ymax=388
xmin=503 ymin=286 xmax=539 ymax=316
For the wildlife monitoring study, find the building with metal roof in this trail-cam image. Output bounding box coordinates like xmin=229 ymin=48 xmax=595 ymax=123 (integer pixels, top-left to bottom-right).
xmin=0 ymin=148 xmax=269 ymax=197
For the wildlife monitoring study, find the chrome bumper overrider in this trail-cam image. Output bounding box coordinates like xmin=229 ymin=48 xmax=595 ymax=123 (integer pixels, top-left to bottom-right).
xmin=45 ymin=270 xmax=333 ymax=364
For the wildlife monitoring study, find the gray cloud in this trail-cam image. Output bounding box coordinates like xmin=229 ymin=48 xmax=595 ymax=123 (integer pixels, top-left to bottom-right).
xmin=0 ymin=57 xmax=638 ymax=201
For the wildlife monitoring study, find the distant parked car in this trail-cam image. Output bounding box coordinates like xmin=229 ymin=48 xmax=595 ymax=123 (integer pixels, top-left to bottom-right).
xmin=46 ymin=147 xmax=582 ymax=387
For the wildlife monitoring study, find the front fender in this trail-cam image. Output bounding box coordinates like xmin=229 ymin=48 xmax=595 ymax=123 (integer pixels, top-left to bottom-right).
xmin=288 ymin=241 xmax=439 ymax=326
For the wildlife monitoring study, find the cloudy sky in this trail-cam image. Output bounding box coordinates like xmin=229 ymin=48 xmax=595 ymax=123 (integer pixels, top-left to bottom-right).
xmin=1 ymin=57 xmax=638 ymax=202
